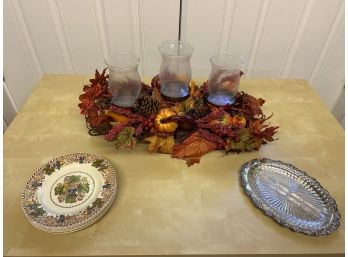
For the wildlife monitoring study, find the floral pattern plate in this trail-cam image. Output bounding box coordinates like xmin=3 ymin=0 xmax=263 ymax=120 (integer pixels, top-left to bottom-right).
xmin=21 ymin=153 xmax=118 ymax=233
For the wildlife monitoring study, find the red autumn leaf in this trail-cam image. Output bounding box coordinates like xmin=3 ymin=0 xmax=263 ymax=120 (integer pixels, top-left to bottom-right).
xmin=172 ymin=131 xmax=218 ymax=166
xmin=83 ymin=85 xmax=90 ymax=92
xmin=86 ymin=83 xmax=104 ymax=98
xmin=86 ymin=106 xmax=109 ymax=128
xmin=78 ymin=95 xmax=94 ymax=114
xmin=90 ymin=68 xmax=108 ymax=86
xmin=78 ymin=82 xmax=106 ymax=114
xmin=233 ymin=92 xmax=265 ymax=117
xmin=101 ymin=90 xmax=112 ymax=99
xmin=88 ymin=114 xmax=108 ymax=128
xmin=244 ymin=94 xmax=265 ymax=116
xmin=262 ymin=126 xmax=279 ymax=141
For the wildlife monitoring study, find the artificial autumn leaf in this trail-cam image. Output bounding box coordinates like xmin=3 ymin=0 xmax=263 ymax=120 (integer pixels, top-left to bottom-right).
xmin=78 ymin=95 xmax=94 ymax=114
xmin=171 ymin=96 xmax=194 ymax=114
xmin=172 ymin=131 xmax=217 ymax=166
xmin=244 ymin=94 xmax=265 ymax=116
xmin=186 ymin=157 xmax=201 ymax=167
xmin=232 ymin=92 xmax=265 ymax=117
xmin=90 ymin=69 xmax=101 ymax=84
xmin=261 ymin=126 xmax=279 ymax=141
xmin=248 ymin=118 xmax=274 ymax=140
xmin=145 ymin=135 xmax=175 ymax=154
xmin=90 ymin=68 xmax=108 ymax=86
xmin=152 ymin=87 xmax=167 ymax=109
xmin=87 ymin=107 xmax=109 ymax=128
xmin=79 ymin=71 xmax=279 ymax=167
xmin=79 ymin=71 xmax=112 ymax=116
xmin=249 ymin=119 xmax=268 ymax=136
xmin=151 ymin=74 xmax=161 ymax=90
xmin=88 ymin=83 xmax=104 ymax=98
xmin=226 ymin=128 xmax=261 ymax=152
xmin=249 ymin=118 xmax=278 ymax=140
xmin=114 ymin=127 xmax=137 ymax=149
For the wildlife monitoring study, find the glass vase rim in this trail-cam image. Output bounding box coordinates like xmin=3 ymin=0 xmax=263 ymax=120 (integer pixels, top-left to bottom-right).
xmin=210 ymin=52 xmax=245 ymax=70
xmin=158 ymin=40 xmax=194 ymax=58
xmin=104 ymin=51 xmax=140 ymax=70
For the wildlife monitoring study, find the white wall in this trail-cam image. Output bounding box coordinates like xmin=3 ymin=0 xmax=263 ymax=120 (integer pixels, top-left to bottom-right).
xmin=3 ymin=0 xmax=180 ymax=127
xmin=3 ymin=0 xmax=345 ymax=130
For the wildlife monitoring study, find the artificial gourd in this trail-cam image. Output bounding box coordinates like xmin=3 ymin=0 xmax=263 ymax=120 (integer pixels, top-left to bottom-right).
xmin=208 ymin=112 xmax=234 ymax=125
xmin=104 ymin=110 xmax=129 ymax=123
xmin=154 ymin=109 xmax=178 ymax=132
xmin=232 ymin=115 xmax=246 ymax=128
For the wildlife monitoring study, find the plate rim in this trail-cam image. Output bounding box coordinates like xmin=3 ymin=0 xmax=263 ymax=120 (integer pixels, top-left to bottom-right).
xmin=239 ymin=158 xmax=341 ymax=236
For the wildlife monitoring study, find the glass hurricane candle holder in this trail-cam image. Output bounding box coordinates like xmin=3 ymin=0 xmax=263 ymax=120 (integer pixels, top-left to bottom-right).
xmin=105 ymin=51 xmax=142 ymax=107
xmin=158 ymin=40 xmax=194 ymax=101
xmin=207 ymin=52 xmax=244 ymax=106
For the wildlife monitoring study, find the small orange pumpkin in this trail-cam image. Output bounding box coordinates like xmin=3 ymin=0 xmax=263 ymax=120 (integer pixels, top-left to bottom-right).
xmin=154 ymin=109 xmax=178 ymax=132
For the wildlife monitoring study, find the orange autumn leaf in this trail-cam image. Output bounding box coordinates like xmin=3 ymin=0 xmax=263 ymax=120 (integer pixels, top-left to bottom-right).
xmin=185 ymin=157 xmax=201 ymax=167
xmin=172 ymin=132 xmax=217 ymax=166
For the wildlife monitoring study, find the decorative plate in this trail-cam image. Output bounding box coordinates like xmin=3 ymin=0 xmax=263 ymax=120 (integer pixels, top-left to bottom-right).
xmin=240 ymin=158 xmax=340 ymax=236
xmin=21 ymin=153 xmax=117 ymax=233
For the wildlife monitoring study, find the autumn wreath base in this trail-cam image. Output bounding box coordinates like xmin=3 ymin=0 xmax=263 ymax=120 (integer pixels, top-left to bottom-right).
xmin=78 ymin=69 xmax=279 ymax=166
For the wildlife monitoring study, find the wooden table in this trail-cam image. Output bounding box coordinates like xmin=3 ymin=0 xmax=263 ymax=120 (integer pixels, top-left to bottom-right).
xmin=4 ymin=75 xmax=345 ymax=256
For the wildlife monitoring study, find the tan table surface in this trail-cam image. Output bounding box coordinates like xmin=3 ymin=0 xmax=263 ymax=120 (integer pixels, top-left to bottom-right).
xmin=4 ymin=75 xmax=345 ymax=256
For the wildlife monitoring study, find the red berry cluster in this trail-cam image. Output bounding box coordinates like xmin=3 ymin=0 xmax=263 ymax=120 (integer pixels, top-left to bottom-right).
xmin=197 ymin=123 xmax=235 ymax=138
xmin=134 ymin=124 xmax=143 ymax=137
xmin=109 ymin=105 xmax=145 ymax=122
xmin=105 ymin=123 xmax=126 ymax=141
xmin=143 ymin=119 xmax=154 ymax=130
xmin=198 ymin=129 xmax=224 ymax=148
xmin=196 ymin=108 xmax=225 ymax=124
xmin=142 ymin=114 xmax=156 ymax=135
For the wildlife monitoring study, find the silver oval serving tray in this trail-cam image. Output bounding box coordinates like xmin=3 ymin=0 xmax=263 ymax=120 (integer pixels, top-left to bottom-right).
xmin=240 ymin=158 xmax=340 ymax=236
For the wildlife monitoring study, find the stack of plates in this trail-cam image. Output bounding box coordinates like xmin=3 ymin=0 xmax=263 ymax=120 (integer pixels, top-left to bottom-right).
xmin=21 ymin=153 xmax=118 ymax=233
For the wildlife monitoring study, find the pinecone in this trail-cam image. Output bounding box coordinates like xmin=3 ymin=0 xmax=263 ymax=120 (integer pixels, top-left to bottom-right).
xmin=133 ymin=95 xmax=160 ymax=117
xmin=187 ymin=96 xmax=211 ymax=118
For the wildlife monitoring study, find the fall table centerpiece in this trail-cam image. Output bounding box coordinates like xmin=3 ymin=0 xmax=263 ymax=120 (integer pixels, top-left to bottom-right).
xmin=78 ymin=69 xmax=279 ymax=166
